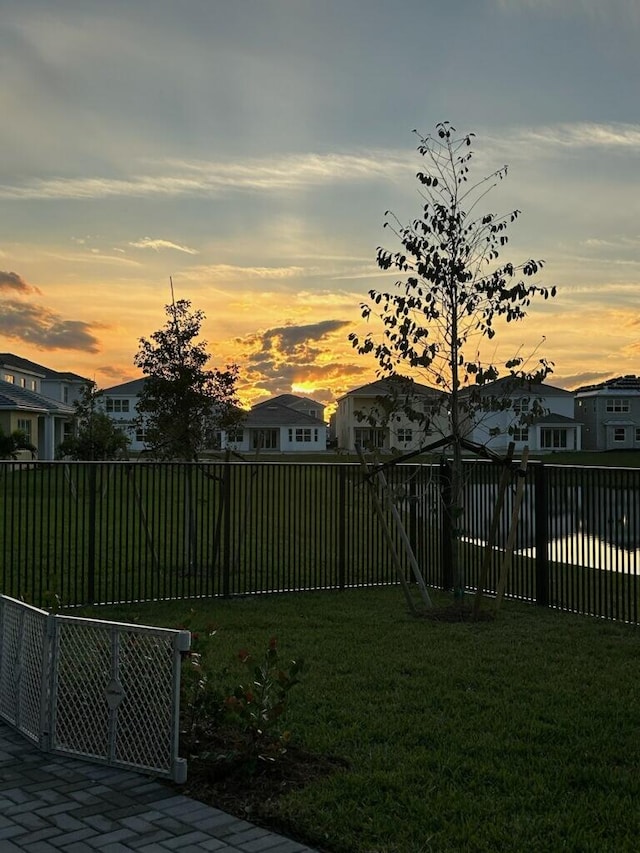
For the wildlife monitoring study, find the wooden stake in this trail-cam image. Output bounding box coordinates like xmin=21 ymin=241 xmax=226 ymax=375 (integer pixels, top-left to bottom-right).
xmin=494 ymin=447 xmax=529 ymax=611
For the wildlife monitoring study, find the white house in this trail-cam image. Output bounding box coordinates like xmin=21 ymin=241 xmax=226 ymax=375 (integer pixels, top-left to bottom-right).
xmin=100 ymin=378 xmax=147 ymax=452
xmin=220 ymin=395 xmax=327 ymax=453
xmin=0 ymin=353 xmax=88 ymax=406
xmin=574 ymin=375 xmax=640 ymax=450
xmin=334 ymin=377 xmax=445 ymax=453
xmin=464 ymin=378 xmax=582 ymax=453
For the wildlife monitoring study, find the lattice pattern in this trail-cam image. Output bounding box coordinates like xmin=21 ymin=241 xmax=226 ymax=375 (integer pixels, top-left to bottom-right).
xmin=0 ymin=598 xmax=47 ymax=742
xmin=0 ymin=595 xmax=188 ymax=780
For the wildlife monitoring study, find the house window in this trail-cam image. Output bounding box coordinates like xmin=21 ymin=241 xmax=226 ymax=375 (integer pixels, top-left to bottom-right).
xmin=252 ymin=429 xmax=278 ymax=449
xmin=397 ymin=428 xmax=413 ymax=443
xmin=227 ymin=428 xmax=244 ymax=443
xmin=135 ymin=426 xmax=147 ymax=443
xmin=19 ymin=377 xmax=26 ymax=388
xmin=63 ymin=386 xmax=69 ymax=403
xmin=512 ymin=427 xmax=529 ymax=442
xmin=17 ymin=419 xmax=32 ymax=441
xmin=541 ymin=428 xmax=567 ymax=449
xmin=614 ymin=427 xmax=626 ymax=442
xmin=4 ymin=374 xmax=15 ymax=383
xmin=513 ymin=397 xmax=530 ymax=415
xmin=29 ymin=380 xmax=37 ymax=391
xmin=636 ymin=428 xmax=640 ymax=443
xmin=606 ymin=399 xmax=629 ymax=413
xmin=106 ymin=399 xmax=130 ymax=413
xmin=296 ymin=428 xmax=312 ymax=442
xmin=354 ymin=427 xmax=385 ymax=449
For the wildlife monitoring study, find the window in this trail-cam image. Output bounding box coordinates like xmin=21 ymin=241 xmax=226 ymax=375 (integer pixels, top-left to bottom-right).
xmin=17 ymin=418 xmax=32 ymax=441
xmin=19 ymin=377 xmax=26 ymax=388
xmin=354 ymin=427 xmax=385 ymax=449
xmin=513 ymin=397 xmax=530 ymax=415
xmin=252 ymin=429 xmax=278 ymax=449
xmin=29 ymin=380 xmax=37 ymax=391
xmin=3 ymin=374 xmax=15 ymax=383
xmin=512 ymin=427 xmax=529 ymax=442
xmin=296 ymin=428 xmax=312 ymax=442
xmin=606 ymin=399 xmax=629 ymax=413
xmin=227 ymin=428 xmax=244 ymax=443
xmin=63 ymin=386 xmax=69 ymax=403
xmin=541 ymin=428 xmax=567 ymax=449
xmin=614 ymin=427 xmax=626 ymax=442
xmin=397 ymin=428 xmax=413 ymax=443
xmin=635 ymin=428 xmax=640 ymax=443
xmin=106 ymin=398 xmax=130 ymax=413
xmin=135 ymin=426 xmax=147 ymax=443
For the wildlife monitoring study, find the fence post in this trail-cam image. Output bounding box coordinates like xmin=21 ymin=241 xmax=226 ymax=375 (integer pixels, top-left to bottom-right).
xmin=534 ymin=462 xmax=550 ymax=607
xmin=439 ymin=460 xmax=454 ymax=590
xmin=338 ymin=466 xmax=346 ymax=590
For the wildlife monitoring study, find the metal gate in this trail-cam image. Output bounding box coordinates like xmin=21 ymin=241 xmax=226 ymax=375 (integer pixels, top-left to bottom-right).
xmin=0 ymin=594 xmax=190 ymax=782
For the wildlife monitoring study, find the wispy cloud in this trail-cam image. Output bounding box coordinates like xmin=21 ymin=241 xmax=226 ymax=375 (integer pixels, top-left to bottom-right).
xmin=180 ymin=263 xmax=306 ymax=281
xmin=129 ymin=237 xmax=199 ymax=254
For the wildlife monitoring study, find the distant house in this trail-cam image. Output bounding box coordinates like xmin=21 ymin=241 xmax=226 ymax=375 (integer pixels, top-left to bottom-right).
xmin=221 ymin=395 xmax=327 ymax=453
xmin=574 ymin=375 xmax=640 ymax=451
xmin=0 ymin=353 xmax=89 ymax=406
xmin=334 ymin=377 xmax=444 ymax=453
xmin=0 ymin=379 xmax=75 ymax=460
xmin=464 ymin=377 xmax=582 ymax=453
xmin=100 ymin=378 xmax=147 ymax=452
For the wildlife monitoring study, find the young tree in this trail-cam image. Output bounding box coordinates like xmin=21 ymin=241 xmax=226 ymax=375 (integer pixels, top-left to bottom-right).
xmin=58 ymin=382 xmax=130 ymax=460
xmin=349 ymin=122 xmax=556 ymax=597
xmin=134 ymin=298 xmax=240 ymax=461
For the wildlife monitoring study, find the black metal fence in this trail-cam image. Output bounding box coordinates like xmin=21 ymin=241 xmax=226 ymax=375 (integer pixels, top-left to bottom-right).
xmin=1 ymin=460 xmax=638 ymax=623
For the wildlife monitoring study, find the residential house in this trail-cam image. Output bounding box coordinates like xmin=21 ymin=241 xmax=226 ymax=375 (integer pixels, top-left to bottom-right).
xmin=334 ymin=377 xmax=445 ymax=453
xmin=574 ymin=375 xmax=640 ymax=451
xmin=0 ymin=379 xmax=75 ymax=459
xmin=464 ymin=377 xmax=582 ymax=453
xmin=221 ymin=395 xmax=327 ymax=453
xmin=100 ymin=378 xmax=147 ymax=452
xmin=0 ymin=353 xmax=89 ymax=406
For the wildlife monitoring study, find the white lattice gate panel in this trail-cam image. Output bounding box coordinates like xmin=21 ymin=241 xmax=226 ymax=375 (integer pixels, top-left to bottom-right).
xmin=51 ymin=617 xmax=189 ymax=780
xmin=0 ymin=595 xmax=190 ymax=782
xmin=0 ymin=596 xmax=50 ymax=744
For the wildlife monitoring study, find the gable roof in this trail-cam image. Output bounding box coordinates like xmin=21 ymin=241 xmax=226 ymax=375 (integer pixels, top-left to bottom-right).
xmin=102 ymin=377 xmax=147 ymax=396
xmin=470 ymin=377 xmax=572 ymax=398
xmin=0 ymin=353 xmax=88 ymax=384
xmin=253 ymin=393 xmax=323 ymax=411
xmin=339 ymin=376 xmax=440 ymax=401
xmin=245 ymin=401 xmax=325 ymax=428
xmin=0 ymin=380 xmax=75 ymax=415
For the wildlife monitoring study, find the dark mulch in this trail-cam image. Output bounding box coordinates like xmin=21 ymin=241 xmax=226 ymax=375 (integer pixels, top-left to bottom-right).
xmin=174 ymin=729 xmax=348 ymax=834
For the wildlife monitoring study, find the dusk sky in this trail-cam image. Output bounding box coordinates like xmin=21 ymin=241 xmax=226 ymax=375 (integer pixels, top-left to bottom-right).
xmin=2 ymin=0 xmax=639 ymax=409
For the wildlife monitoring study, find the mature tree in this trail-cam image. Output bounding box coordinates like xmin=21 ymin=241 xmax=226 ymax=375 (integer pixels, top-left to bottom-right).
xmin=0 ymin=427 xmax=37 ymax=459
xmin=349 ymin=122 xmax=556 ymax=597
xmin=58 ymin=382 xmax=129 ymax=460
xmin=134 ymin=297 xmax=240 ymax=461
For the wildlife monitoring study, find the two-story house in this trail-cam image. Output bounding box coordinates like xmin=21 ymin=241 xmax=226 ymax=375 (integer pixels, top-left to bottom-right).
xmin=574 ymin=375 xmax=640 ymax=450
xmin=334 ymin=377 xmax=445 ymax=453
xmin=464 ymin=377 xmax=582 ymax=454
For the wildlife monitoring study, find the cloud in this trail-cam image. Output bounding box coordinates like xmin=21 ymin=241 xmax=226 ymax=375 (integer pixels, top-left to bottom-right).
xmin=0 ymin=299 xmax=101 ymax=352
xmin=129 ymin=237 xmax=199 ymax=255
xmin=0 ymin=270 xmax=41 ymax=295
xmin=236 ymin=319 xmax=356 ymax=400
xmin=0 ymin=150 xmax=411 ymax=201
xmin=181 ymin=263 xmax=305 ymax=281
xmin=555 ymin=371 xmax=616 ymax=390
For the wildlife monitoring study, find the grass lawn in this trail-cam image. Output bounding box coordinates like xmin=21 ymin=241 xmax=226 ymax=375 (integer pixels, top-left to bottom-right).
xmin=75 ymin=588 xmax=640 ymax=853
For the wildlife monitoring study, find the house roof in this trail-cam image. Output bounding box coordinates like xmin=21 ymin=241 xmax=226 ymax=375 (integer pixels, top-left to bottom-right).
xmin=575 ymin=375 xmax=640 ymax=394
xmin=0 ymin=353 xmax=88 ymax=384
xmin=533 ymin=412 xmax=580 ymax=426
xmin=102 ymin=377 xmax=147 ymax=395
xmin=245 ymin=402 xmax=325 ymax=428
xmin=253 ymin=393 xmax=323 ymax=410
xmin=338 ymin=376 xmax=440 ymax=401
xmin=471 ymin=377 xmax=572 ymax=397
xmin=0 ymin=380 xmax=75 ymax=415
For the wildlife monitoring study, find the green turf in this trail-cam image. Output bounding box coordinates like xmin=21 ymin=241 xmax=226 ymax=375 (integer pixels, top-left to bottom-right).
xmin=74 ymin=588 xmax=640 ymax=853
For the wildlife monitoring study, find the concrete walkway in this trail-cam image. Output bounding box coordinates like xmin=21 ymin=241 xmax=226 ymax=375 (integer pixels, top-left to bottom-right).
xmin=0 ymin=723 xmax=318 ymax=852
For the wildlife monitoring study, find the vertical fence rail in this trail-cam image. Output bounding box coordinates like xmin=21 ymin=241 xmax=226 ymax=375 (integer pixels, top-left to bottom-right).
xmin=1 ymin=459 xmax=639 ymax=624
